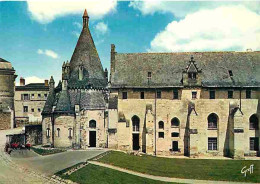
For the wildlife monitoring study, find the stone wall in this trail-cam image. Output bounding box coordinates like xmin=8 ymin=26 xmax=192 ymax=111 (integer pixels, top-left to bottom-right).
xmin=0 ymin=111 xmax=11 ymax=130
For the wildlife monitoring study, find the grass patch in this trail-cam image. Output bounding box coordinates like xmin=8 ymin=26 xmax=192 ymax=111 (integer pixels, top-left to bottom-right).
xmin=59 ymin=163 xmax=175 ymax=184
xmin=31 ymin=147 xmax=66 ymax=156
xmin=98 ymin=151 xmax=260 ymax=183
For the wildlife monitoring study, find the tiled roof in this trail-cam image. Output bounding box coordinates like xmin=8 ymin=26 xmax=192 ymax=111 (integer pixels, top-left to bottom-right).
xmin=111 ymin=51 xmax=260 ymax=88
xmin=16 ymin=83 xmax=49 ymax=91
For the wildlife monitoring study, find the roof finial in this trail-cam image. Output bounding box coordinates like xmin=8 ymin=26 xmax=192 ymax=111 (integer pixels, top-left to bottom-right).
xmin=82 ymin=9 xmax=89 ymax=28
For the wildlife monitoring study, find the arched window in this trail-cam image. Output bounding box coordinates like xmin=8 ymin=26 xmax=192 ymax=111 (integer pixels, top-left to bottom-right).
xmin=132 ymin=115 xmax=140 ymax=132
xmin=46 ymin=128 xmax=50 ymax=138
xmin=68 ymin=128 xmax=72 ymax=138
xmin=89 ymin=120 xmax=96 ymax=128
xmin=159 ymin=121 xmax=164 ymax=129
xmin=57 ymin=128 xmax=60 ymax=137
xmin=171 ymin=118 xmax=180 ymax=127
xmin=208 ymin=113 xmax=218 ymax=129
xmin=250 ymin=114 xmax=258 ymax=129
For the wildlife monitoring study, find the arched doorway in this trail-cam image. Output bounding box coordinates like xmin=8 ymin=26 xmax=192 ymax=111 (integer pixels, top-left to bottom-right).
xmin=132 ymin=116 xmax=140 ymax=150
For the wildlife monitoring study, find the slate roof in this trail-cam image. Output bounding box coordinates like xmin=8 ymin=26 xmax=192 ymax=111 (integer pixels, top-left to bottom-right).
xmin=42 ymin=89 xmax=56 ymax=114
xmin=16 ymin=83 xmax=49 ymax=91
xmin=108 ymin=96 xmax=118 ymax=109
xmin=111 ymin=51 xmax=260 ymax=88
xmin=68 ymin=19 xmax=106 ymax=88
xmin=0 ymin=58 xmax=14 ymax=70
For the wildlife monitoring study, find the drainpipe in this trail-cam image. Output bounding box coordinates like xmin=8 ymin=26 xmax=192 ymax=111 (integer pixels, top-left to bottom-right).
xmin=154 ymin=88 xmax=157 ymax=156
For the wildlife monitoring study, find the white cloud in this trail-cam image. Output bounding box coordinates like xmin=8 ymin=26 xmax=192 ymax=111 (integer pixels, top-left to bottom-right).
xmin=72 ymin=31 xmax=80 ymax=38
xmin=129 ymin=1 xmax=260 ymax=18
xmin=73 ymin=22 xmax=82 ymax=29
xmin=27 ymin=0 xmax=117 ymax=24
xmin=37 ymin=49 xmax=59 ymax=59
xmin=94 ymin=22 xmax=108 ymax=35
xmin=16 ymin=76 xmax=46 ymax=86
xmin=149 ymin=5 xmax=260 ymax=52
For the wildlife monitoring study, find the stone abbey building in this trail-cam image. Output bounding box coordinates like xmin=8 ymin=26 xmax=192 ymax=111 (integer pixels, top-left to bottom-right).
xmin=42 ymin=10 xmax=260 ymax=159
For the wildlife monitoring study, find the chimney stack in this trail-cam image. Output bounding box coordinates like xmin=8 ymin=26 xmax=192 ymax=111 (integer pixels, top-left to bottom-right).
xmin=44 ymin=80 xmax=49 ymax=86
xmin=20 ymin=77 xmax=25 ymax=86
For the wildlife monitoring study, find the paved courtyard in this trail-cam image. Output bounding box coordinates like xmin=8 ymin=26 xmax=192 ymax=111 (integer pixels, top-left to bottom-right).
xmin=0 ymin=129 xmax=106 ymax=183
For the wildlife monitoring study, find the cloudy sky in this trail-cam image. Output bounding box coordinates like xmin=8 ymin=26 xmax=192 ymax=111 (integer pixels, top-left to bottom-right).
xmin=0 ymin=1 xmax=259 ymax=85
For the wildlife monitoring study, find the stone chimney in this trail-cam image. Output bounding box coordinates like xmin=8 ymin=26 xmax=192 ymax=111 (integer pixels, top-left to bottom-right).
xmin=45 ymin=80 xmax=49 ymax=86
xmin=20 ymin=77 xmax=25 ymax=86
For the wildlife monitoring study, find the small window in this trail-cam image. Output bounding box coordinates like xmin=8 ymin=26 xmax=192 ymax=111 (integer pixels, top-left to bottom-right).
xmin=208 ymin=137 xmax=217 ymax=150
xmin=209 ymin=90 xmax=215 ymax=99
xmin=171 ymin=132 xmax=179 ymax=137
xmin=38 ymin=108 xmax=41 ymax=112
xmin=228 ymin=70 xmax=233 ymax=77
xmin=89 ymin=120 xmax=96 ymax=128
xmin=122 ymin=92 xmax=127 ymax=99
xmin=250 ymin=115 xmax=258 ymax=130
xmin=38 ymin=94 xmax=41 ymax=98
xmin=173 ymin=90 xmax=178 ymax=99
xmin=208 ymin=113 xmax=218 ymax=129
xmin=171 ymin=118 xmax=180 ymax=127
xmin=31 ymin=94 xmax=34 ymax=99
xmin=158 ymin=132 xmax=164 ymax=138
xmin=192 ymin=91 xmax=197 ymax=99
xmin=23 ymin=106 xmax=28 ymax=112
xmin=147 ymin=72 xmax=152 ymax=79
xmin=44 ymin=94 xmax=48 ymax=99
xmin=57 ymin=128 xmax=60 ymax=137
xmin=140 ymin=92 xmax=144 ymax=99
xmin=68 ymin=128 xmax=73 ymax=138
xmin=246 ymin=90 xmax=251 ymax=99
xmin=31 ymin=108 xmax=34 ymax=112
xmin=228 ymin=91 xmax=233 ymax=99
xmin=250 ymin=137 xmax=259 ymax=151
xmin=46 ymin=128 xmax=50 ymax=138
xmin=23 ymin=94 xmax=30 ymax=100
xmin=188 ymin=73 xmax=197 ymax=79
xmin=159 ymin=121 xmax=164 ymax=129
xmin=156 ymin=91 xmax=161 ymax=99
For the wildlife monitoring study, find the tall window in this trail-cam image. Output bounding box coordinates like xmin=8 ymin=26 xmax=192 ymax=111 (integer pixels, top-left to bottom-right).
xmin=173 ymin=90 xmax=178 ymax=99
xmin=208 ymin=113 xmax=218 ymax=129
xmin=122 ymin=92 xmax=127 ymax=99
xmin=89 ymin=120 xmax=96 ymax=128
xmin=228 ymin=91 xmax=233 ymax=99
xmin=172 ymin=141 xmax=178 ymax=151
xmin=46 ymin=128 xmax=50 ymax=138
xmin=159 ymin=121 xmax=164 ymax=129
xmin=171 ymin=118 xmax=180 ymax=127
xmin=140 ymin=92 xmax=144 ymax=99
xmin=208 ymin=138 xmax=217 ymax=150
xmin=132 ymin=116 xmax=140 ymax=132
xmin=249 ymin=115 xmax=258 ymax=130
xmin=192 ymin=91 xmax=197 ymax=99
xmin=156 ymin=91 xmax=161 ymax=99
xmin=23 ymin=106 xmax=28 ymax=112
xmin=68 ymin=128 xmax=73 ymax=138
xmin=210 ymin=90 xmax=215 ymax=99
xmin=57 ymin=128 xmax=60 ymax=137
xmin=250 ymin=137 xmax=259 ymax=151
xmin=246 ymin=90 xmax=251 ymax=99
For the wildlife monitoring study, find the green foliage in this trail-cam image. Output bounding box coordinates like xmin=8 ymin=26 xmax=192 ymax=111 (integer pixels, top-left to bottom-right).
xmin=31 ymin=147 xmax=65 ymax=156
xmin=98 ymin=151 xmax=260 ymax=183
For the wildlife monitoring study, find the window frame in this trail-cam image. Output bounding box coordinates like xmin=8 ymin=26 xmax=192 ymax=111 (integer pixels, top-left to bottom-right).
xmin=158 ymin=121 xmax=164 ymax=129
xmin=228 ymin=90 xmax=233 ymax=99
xmin=173 ymin=90 xmax=178 ymax=99
xmin=246 ymin=90 xmax=251 ymax=99
xmin=57 ymin=128 xmax=60 ymax=137
xmin=250 ymin=137 xmax=259 ymax=151
xmin=192 ymin=91 xmax=197 ymax=99
xmin=140 ymin=91 xmax=144 ymax=99
xmin=209 ymin=90 xmax=215 ymax=99
xmin=171 ymin=118 xmax=180 ymax=127
xmin=156 ymin=91 xmax=161 ymax=99
xmin=23 ymin=106 xmax=28 ymax=112
xmin=46 ymin=128 xmax=50 ymax=138
xmin=208 ymin=137 xmax=218 ymax=151
xmin=249 ymin=115 xmax=258 ymax=130
xmin=68 ymin=128 xmax=73 ymax=139
xmin=122 ymin=92 xmax=127 ymax=99
xmin=171 ymin=132 xmax=179 ymax=137
xmin=158 ymin=132 xmax=164 ymax=138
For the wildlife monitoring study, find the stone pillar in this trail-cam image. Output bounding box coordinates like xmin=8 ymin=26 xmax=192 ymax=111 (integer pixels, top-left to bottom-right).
xmin=145 ymin=104 xmax=154 ymax=155
xmin=233 ymin=108 xmax=245 ymax=159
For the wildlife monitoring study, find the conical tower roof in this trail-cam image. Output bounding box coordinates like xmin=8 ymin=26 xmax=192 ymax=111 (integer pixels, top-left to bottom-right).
xmin=68 ymin=9 xmax=106 ymax=88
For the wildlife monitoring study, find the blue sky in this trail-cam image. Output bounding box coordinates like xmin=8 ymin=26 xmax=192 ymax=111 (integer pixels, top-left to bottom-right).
xmin=0 ymin=1 xmax=259 ymax=85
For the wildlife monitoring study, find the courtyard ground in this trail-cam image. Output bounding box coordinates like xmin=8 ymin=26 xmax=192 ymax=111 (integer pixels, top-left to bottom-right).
xmin=97 ymin=151 xmax=260 ymax=183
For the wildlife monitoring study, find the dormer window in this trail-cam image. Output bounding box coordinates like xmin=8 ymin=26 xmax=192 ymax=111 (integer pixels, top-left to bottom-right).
xmin=188 ymin=73 xmax=197 ymax=79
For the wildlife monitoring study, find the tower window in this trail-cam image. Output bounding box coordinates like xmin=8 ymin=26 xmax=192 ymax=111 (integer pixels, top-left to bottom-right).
xmin=246 ymin=90 xmax=251 ymax=99
xmin=228 ymin=91 xmax=233 ymax=99
xmin=173 ymin=90 xmax=178 ymax=99
xmin=147 ymin=72 xmax=151 ymax=79
xmin=46 ymin=128 xmax=50 ymax=138
xmin=210 ymin=90 xmax=215 ymax=99
xmin=122 ymin=92 xmax=127 ymax=99
xmin=158 ymin=132 xmax=164 ymax=138
xmin=140 ymin=92 xmax=144 ymax=99
xmin=57 ymin=128 xmax=60 ymax=137
xmin=228 ymin=70 xmax=233 ymax=77
xmin=188 ymin=73 xmax=197 ymax=79
xmin=156 ymin=91 xmax=161 ymax=99
xmin=68 ymin=128 xmax=73 ymax=138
